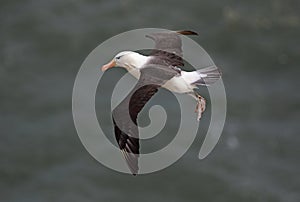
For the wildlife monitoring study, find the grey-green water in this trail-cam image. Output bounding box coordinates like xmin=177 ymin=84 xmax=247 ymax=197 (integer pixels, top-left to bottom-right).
xmin=1 ymin=0 xmax=299 ymax=201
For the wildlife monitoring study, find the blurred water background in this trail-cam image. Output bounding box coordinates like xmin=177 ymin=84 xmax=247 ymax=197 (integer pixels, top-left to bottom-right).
xmin=1 ymin=0 xmax=299 ymax=201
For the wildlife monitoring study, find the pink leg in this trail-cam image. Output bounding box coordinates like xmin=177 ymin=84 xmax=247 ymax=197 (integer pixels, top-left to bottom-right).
xmin=195 ymin=94 xmax=206 ymax=121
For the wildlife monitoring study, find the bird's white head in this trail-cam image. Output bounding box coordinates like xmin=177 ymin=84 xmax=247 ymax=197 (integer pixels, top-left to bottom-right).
xmin=101 ymin=51 xmax=148 ymax=72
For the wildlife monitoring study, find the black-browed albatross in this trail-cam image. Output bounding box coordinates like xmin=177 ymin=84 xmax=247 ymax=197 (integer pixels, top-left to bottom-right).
xmin=101 ymin=30 xmax=221 ymax=175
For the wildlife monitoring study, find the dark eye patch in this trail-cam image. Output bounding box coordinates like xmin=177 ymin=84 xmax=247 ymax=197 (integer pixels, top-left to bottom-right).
xmin=116 ymin=56 xmax=122 ymax=60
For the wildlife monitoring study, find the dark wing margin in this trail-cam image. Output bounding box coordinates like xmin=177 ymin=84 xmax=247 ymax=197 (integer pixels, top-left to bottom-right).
xmin=112 ymin=64 xmax=179 ymax=175
xmin=145 ymin=30 xmax=198 ymax=67
xmin=176 ymin=30 xmax=198 ymax=36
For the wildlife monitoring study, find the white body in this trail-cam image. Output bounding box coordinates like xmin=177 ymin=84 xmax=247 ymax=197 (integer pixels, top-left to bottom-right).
xmin=128 ymin=68 xmax=196 ymax=93
xmin=118 ymin=52 xmax=201 ymax=94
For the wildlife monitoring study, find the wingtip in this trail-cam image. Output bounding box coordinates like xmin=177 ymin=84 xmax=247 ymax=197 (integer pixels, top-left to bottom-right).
xmin=121 ymin=149 xmax=139 ymax=176
xmin=176 ymin=30 xmax=198 ymax=35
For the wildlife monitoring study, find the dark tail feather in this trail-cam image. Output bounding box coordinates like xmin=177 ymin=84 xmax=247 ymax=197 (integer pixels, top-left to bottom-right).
xmin=176 ymin=30 xmax=198 ymax=35
xmin=192 ymin=65 xmax=222 ymax=86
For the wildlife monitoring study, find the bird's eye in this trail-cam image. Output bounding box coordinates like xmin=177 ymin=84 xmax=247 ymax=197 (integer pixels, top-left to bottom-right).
xmin=116 ymin=56 xmax=121 ymax=60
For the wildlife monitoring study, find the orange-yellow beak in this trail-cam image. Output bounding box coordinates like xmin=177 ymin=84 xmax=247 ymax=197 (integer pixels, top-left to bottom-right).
xmin=101 ymin=59 xmax=116 ymax=72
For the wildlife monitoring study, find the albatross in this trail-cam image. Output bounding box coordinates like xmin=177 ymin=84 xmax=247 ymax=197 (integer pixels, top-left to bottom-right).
xmin=101 ymin=30 xmax=221 ymax=175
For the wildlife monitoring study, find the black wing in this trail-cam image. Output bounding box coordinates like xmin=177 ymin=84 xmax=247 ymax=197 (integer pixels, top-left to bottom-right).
xmin=112 ymin=64 xmax=179 ymax=175
xmin=146 ymin=30 xmax=198 ymax=67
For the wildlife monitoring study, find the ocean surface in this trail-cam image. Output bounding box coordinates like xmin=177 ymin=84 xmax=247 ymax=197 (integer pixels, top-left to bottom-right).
xmin=1 ymin=0 xmax=299 ymax=201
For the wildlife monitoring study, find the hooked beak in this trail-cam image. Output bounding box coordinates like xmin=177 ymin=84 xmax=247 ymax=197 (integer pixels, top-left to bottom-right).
xmin=101 ymin=59 xmax=116 ymax=72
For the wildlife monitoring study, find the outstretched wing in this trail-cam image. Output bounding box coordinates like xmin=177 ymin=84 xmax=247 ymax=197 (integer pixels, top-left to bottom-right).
xmin=146 ymin=30 xmax=198 ymax=67
xmin=112 ymin=64 xmax=179 ymax=175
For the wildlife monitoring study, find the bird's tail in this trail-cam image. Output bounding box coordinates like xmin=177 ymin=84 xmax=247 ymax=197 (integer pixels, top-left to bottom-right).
xmin=192 ymin=65 xmax=222 ymax=86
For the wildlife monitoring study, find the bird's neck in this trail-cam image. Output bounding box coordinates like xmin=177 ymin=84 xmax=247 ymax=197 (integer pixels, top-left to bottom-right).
xmin=124 ymin=53 xmax=149 ymax=71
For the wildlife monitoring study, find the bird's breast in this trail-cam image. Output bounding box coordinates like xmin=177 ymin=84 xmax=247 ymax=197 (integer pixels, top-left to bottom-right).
xmin=128 ymin=69 xmax=141 ymax=79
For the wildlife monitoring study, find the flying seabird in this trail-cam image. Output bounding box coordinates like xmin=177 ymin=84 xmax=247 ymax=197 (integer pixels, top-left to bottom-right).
xmin=101 ymin=30 xmax=221 ymax=175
